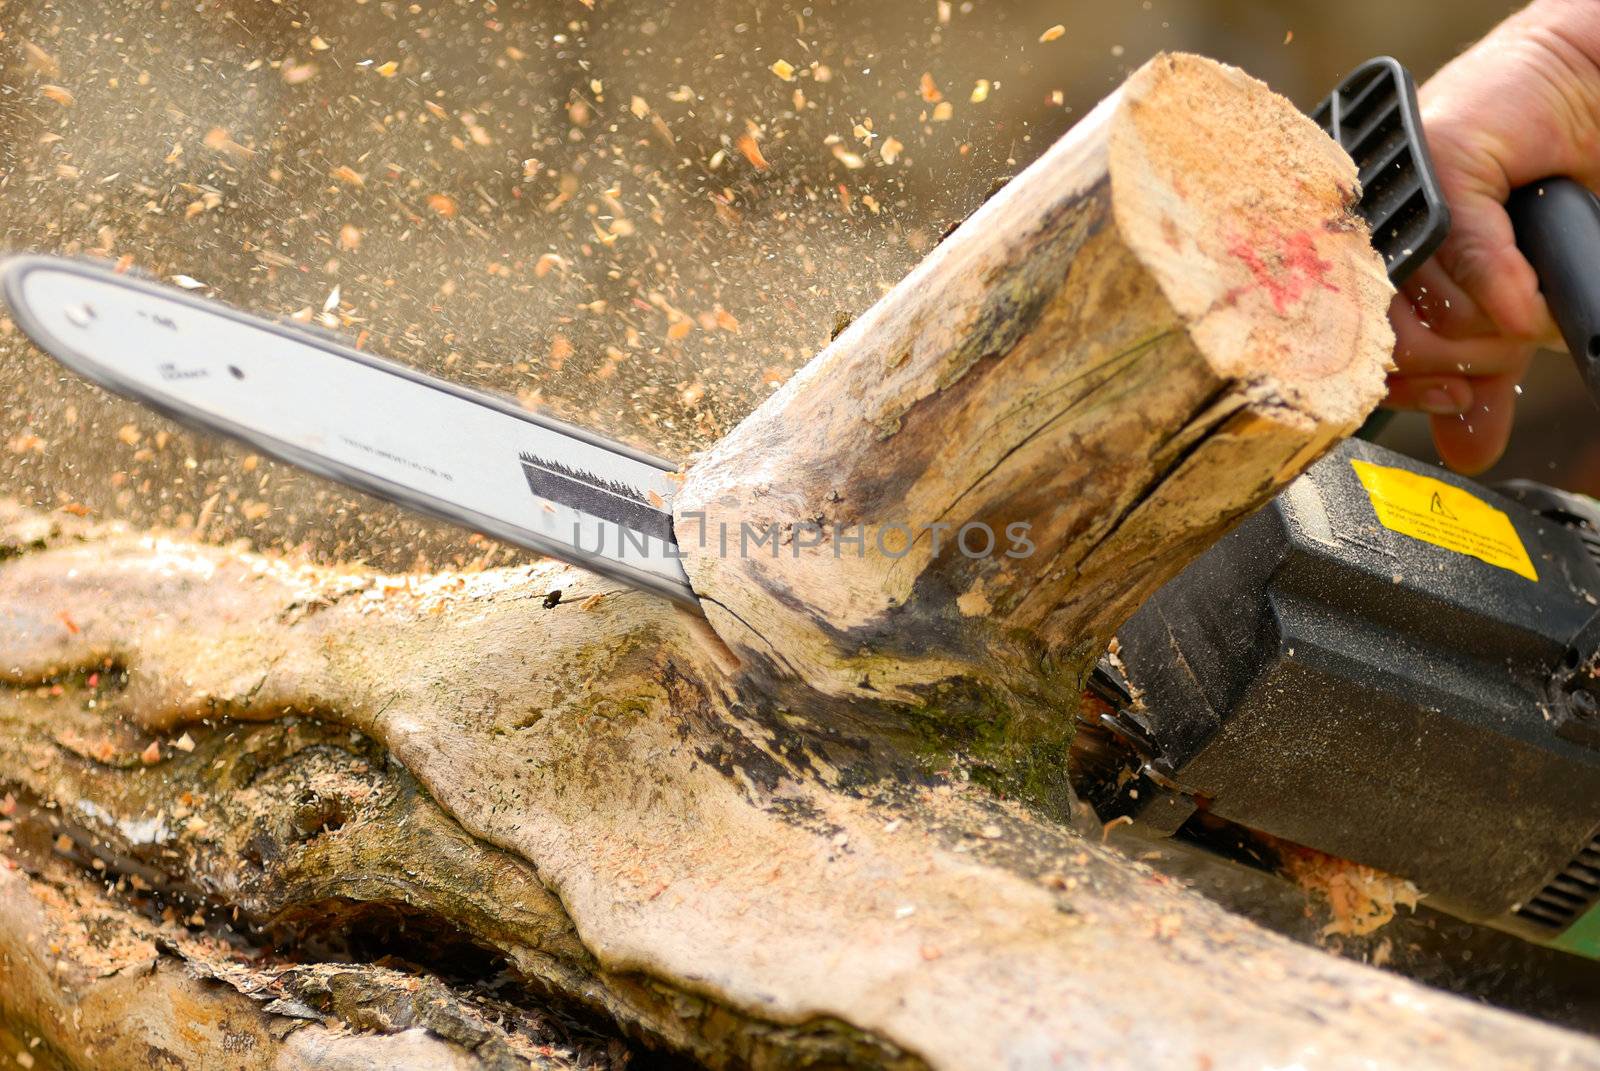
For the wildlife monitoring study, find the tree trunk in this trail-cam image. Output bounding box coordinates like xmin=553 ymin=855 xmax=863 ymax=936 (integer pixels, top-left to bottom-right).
xmin=1 ymin=53 xmax=1594 ymax=1071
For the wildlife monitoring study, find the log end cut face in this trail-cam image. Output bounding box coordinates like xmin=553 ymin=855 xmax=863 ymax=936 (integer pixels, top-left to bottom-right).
xmin=1111 ymin=52 xmax=1395 ymax=432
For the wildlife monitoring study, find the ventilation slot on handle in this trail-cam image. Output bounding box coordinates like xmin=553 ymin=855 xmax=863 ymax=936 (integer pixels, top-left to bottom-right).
xmin=1515 ymin=832 xmax=1600 ymax=932
xmin=1310 ymin=56 xmax=1450 ymax=284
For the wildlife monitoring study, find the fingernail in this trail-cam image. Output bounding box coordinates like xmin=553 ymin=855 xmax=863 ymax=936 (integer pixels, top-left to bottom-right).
xmin=1419 ymin=387 xmax=1466 ymax=415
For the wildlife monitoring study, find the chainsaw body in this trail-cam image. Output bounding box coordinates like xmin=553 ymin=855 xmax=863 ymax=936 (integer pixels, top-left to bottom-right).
xmin=1089 ymin=440 xmax=1600 ymax=957
xmin=1072 ymin=54 xmax=1600 ymax=962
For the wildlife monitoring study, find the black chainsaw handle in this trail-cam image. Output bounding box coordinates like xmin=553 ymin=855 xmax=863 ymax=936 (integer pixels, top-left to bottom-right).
xmin=1507 ymin=178 xmax=1600 ymax=403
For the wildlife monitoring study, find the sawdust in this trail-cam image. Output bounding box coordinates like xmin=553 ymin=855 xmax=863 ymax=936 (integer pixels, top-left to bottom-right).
xmin=1279 ymin=843 xmax=1421 ymax=938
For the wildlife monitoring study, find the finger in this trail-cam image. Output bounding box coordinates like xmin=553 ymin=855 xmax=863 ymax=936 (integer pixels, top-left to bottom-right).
xmin=1390 ymin=295 xmax=1535 ymax=378
xmin=1429 ymin=371 xmax=1522 ymax=475
xmin=1429 ymin=189 xmax=1555 ymax=344
xmin=1382 ymin=374 xmax=1473 ymax=415
xmin=1399 ymin=259 xmax=1497 ymax=340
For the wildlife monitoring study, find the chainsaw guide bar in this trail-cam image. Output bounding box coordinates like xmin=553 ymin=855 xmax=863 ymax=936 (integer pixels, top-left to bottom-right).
xmin=0 ymin=255 xmax=698 ymax=607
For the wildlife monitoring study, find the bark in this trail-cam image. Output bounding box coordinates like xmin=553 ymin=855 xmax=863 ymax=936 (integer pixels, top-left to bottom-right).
xmin=1 ymin=53 xmax=1594 ymax=1071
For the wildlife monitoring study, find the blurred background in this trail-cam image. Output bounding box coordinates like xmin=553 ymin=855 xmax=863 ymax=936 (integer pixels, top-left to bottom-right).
xmin=0 ymin=0 xmax=1554 ymax=574
xmin=9 ymin=0 xmax=1600 ymax=1050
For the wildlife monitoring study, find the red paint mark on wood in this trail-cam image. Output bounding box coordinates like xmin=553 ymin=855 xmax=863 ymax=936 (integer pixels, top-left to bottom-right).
xmin=1284 ymin=230 xmax=1336 ymax=289
xmin=1227 ymin=228 xmax=1339 ymax=314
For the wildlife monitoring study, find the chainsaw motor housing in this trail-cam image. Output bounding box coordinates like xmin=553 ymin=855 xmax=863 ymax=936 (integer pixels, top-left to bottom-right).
xmin=1102 ymin=439 xmax=1600 ymax=956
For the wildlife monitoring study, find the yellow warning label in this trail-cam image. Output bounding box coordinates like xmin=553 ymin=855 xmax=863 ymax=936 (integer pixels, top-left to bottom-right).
xmin=1349 ymin=459 xmax=1538 ymax=581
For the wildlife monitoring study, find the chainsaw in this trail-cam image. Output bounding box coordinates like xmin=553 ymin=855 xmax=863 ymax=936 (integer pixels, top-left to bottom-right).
xmin=1079 ymin=59 xmax=1600 ymax=962
xmin=6 ymin=58 xmax=1600 ymax=959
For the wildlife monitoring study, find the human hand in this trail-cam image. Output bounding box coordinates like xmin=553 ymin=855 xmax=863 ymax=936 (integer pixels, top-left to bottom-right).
xmin=1385 ymin=0 xmax=1600 ymax=473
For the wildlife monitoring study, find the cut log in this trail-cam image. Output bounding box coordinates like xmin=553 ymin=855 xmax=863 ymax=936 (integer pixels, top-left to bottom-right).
xmin=678 ymin=52 xmax=1394 ymax=702
xmin=3 ymin=53 xmax=1592 ymax=1071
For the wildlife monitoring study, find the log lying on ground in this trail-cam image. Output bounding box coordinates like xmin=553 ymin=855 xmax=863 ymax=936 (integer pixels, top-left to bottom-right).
xmin=4 ymin=510 xmax=1598 ymax=1071
xmin=3 ymin=53 xmax=1594 ymax=1071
